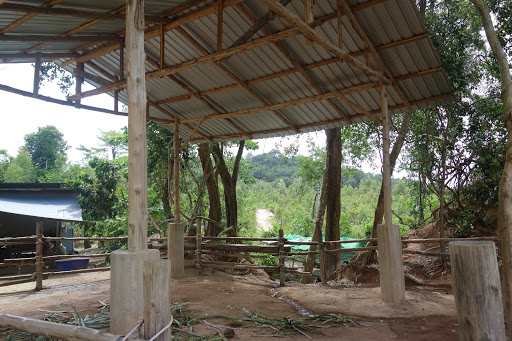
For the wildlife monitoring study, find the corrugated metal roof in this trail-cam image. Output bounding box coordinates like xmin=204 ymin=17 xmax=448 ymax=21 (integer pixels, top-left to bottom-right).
xmin=0 ymin=0 xmax=454 ymax=142
xmin=0 ymin=184 xmax=82 ymax=221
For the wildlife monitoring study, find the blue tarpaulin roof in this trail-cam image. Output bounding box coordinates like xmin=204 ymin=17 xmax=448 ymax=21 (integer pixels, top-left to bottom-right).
xmin=0 ymin=184 xmax=82 ymax=222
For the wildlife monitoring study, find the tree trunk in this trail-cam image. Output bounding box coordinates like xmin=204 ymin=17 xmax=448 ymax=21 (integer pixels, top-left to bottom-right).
xmin=211 ymin=142 xmax=245 ymax=236
xmin=199 ymin=143 xmax=222 ymax=236
xmin=324 ymin=128 xmax=342 ymax=279
xmin=368 ymin=111 xmax=413 ymax=246
xmin=302 ymin=163 xmax=329 ymax=284
xmin=469 ymin=0 xmax=512 ymax=337
xmin=162 ymin=176 xmax=171 ymax=219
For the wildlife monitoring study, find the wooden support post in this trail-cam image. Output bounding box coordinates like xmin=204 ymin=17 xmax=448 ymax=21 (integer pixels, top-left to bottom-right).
xmin=168 ymin=222 xmax=184 ymax=279
xmin=450 ymin=241 xmax=505 ymax=340
xmin=380 ymin=83 xmax=392 ymax=225
xmin=126 ymin=0 xmax=148 ymax=252
xmin=33 ymin=52 xmax=41 ymax=98
xmin=217 ymin=0 xmax=224 ymax=52
xmin=159 ymin=24 xmax=165 ymax=70
xmin=278 ymin=229 xmax=285 ymax=287
xmin=143 ymin=260 xmax=171 ymax=341
xmin=110 ymin=249 xmax=159 ymax=335
xmin=113 ymin=75 xmax=119 ymax=112
xmin=377 ymin=224 xmax=405 ymax=303
xmin=75 ymin=62 xmax=84 ymax=107
xmin=173 ymin=120 xmax=180 ymax=222
xmin=35 ymin=221 xmax=43 ymax=290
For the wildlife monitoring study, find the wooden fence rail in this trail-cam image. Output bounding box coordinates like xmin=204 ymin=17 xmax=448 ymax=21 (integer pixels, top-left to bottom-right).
xmin=0 ymin=223 xmax=501 ymax=289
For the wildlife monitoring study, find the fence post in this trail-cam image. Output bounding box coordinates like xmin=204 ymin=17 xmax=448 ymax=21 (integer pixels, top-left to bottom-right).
xmin=450 ymin=241 xmax=505 ymax=340
xmin=278 ymin=229 xmax=285 ymax=287
xmin=35 ymin=221 xmax=43 ymax=290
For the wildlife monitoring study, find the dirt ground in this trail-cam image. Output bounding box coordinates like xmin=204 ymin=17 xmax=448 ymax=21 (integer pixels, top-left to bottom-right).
xmin=0 ymin=267 xmax=458 ymax=340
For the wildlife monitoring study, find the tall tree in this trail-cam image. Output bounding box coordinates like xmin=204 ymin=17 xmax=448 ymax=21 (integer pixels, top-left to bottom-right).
xmin=24 ymin=125 xmax=68 ymax=171
xmin=469 ymin=0 xmax=512 ymax=335
xmin=324 ymin=128 xmax=342 ymax=278
xmin=3 ymin=148 xmax=36 ymax=183
xmin=199 ymin=143 xmax=222 ymax=236
xmin=211 ymin=142 xmax=245 ymax=236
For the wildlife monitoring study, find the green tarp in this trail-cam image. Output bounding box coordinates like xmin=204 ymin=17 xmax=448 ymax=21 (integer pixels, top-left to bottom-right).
xmin=284 ymin=235 xmax=365 ymax=262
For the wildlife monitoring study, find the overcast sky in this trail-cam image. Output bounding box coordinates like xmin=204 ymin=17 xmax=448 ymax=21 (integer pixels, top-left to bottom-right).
xmin=0 ymin=64 xmax=128 ymax=164
xmin=0 ymin=63 xmax=323 ymax=165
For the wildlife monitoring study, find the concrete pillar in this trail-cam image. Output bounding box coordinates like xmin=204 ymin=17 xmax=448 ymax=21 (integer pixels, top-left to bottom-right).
xmin=110 ymin=249 xmax=159 ymax=335
xmin=378 ymin=224 xmax=405 ymax=303
xmin=144 ymin=260 xmax=171 ymax=340
xmin=168 ymin=223 xmax=184 ymax=279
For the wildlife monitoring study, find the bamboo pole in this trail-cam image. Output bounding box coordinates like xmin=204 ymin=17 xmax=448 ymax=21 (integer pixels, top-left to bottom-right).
xmin=35 ymin=221 xmax=43 ymax=290
xmin=0 ymin=313 xmax=132 ymax=341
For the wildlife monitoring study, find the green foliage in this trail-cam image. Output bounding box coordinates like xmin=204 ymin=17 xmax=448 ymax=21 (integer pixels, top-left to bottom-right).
xmin=39 ymin=62 xmax=75 ymax=96
xmin=24 ymin=125 xmax=68 ymax=171
xmin=4 ymin=148 xmax=36 ymax=183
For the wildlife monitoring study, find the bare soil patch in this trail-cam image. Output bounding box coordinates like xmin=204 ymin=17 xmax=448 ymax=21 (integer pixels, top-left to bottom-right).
xmin=0 ymin=269 xmax=458 ymax=340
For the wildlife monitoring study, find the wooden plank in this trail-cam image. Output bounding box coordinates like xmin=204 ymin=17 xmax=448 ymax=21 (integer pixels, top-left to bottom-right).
xmin=304 ymin=0 xmax=314 ymax=45
xmin=377 ymin=224 xmax=405 ymax=303
xmin=160 ymin=25 xmax=165 ymax=70
xmin=0 ymin=0 xmax=65 ymax=35
xmin=74 ymin=62 xmax=84 ymax=106
xmin=450 ymin=241 xmax=505 ymax=340
xmin=126 ymin=0 xmax=148 ymax=252
xmin=0 ymin=3 xmax=170 ymax=23
xmin=337 ymin=2 xmax=342 ymax=48
xmin=0 ymin=52 xmax=77 ymax=61
xmin=168 ymin=223 xmax=184 ymax=278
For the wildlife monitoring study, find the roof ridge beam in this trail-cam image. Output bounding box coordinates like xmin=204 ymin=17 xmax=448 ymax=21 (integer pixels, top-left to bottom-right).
xmin=260 ymin=0 xmax=390 ymax=84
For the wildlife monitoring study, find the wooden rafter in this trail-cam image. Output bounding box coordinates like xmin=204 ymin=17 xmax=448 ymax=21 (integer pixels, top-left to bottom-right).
xmin=61 ymin=0 xmax=246 ymax=67
xmin=67 ymin=28 xmax=299 ymax=101
xmin=175 ymin=26 xmax=299 ymax=132
xmin=0 ymin=3 xmax=170 ymax=23
xmin=217 ymin=0 xmax=224 ymax=53
xmin=0 ymin=35 xmax=120 ymax=42
xmin=152 ymin=65 xmax=441 ymax=108
xmin=175 ymin=81 xmax=380 ymax=125
xmin=145 ymin=54 xmax=250 ymax=138
xmin=11 ymin=5 xmax=127 ymax=57
xmin=0 ymin=52 xmax=77 ymax=61
xmin=260 ymin=0 xmax=389 ymax=84
xmin=235 ymin=3 xmax=353 ymax=123
xmin=0 ymin=0 xmax=65 ymax=35
xmin=336 ymin=0 xmax=411 ymax=109
xmin=185 ymin=93 xmax=453 ymax=142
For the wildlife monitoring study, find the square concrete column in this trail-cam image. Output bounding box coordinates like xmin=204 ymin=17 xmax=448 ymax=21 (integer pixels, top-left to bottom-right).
xmin=110 ymin=249 xmax=159 ymax=335
xmin=168 ymin=222 xmax=184 ymax=279
xmin=377 ymin=224 xmax=405 ymax=303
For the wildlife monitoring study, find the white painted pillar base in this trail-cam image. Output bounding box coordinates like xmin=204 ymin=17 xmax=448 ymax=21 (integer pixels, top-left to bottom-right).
xmin=110 ymin=249 xmax=159 ymax=335
xmin=377 ymin=224 xmax=405 ymax=303
xmin=168 ymin=223 xmax=184 ymax=279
